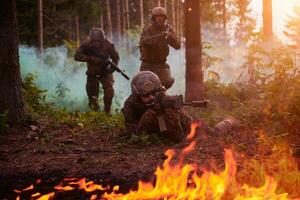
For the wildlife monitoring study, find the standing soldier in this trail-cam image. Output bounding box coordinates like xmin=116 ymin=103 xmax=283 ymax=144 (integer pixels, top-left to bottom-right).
xmin=139 ymin=7 xmax=181 ymax=90
xmin=74 ymin=27 xmax=119 ymax=114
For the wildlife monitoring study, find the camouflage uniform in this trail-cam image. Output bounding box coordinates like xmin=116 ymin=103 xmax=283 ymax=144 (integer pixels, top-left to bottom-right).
xmin=74 ymin=36 xmax=119 ymax=113
xmin=122 ymin=71 xmax=192 ymax=142
xmin=139 ymin=23 xmax=181 ymax=89
xmin=122 ymin=92 xmax=192 ymax=143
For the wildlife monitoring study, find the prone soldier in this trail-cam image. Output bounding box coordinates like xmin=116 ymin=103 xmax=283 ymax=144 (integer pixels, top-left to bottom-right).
xmin=122 ymin=71 xmax=236 ymax=143
xmin=122 ymin=71 xmax=202 ymax=143
xmin=74 ymin=27 xmax=119 ymax=114
xmin=139 ymin=7 xmax=181 ymax=90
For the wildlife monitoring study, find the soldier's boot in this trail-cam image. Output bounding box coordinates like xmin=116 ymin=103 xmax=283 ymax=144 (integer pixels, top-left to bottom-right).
xmin=88 ymin=96 xmax=99 ymax=111
xmin=103 ymin=87 xmax=114 ymax=115
xmin=213 ymin=116 xmax=239 ymax=134
xmin=104 ymin=104 xmax=111 ymax=114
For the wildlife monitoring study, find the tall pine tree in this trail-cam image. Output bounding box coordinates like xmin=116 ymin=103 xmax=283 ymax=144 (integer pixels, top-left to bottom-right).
xmin=0 ymin=0 xmax=25 ymax=123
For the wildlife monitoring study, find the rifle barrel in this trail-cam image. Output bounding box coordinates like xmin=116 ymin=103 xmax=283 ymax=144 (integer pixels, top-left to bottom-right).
xmin=183 ymin=101 xmax=208 ymax=107
xmin=107 ymin=59 xmax=130 ymax=80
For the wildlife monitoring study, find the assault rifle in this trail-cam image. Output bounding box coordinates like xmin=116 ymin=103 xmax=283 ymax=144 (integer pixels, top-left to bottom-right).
xmin=160 ymin=95 xmax=208 ymax=109
xmin=88 ymin=47 xmax=130 ymax=80
xmin=156 ymin=94 xmax=208 ymax=132
xmin=104 ymin=59 xmax=130 ymax=80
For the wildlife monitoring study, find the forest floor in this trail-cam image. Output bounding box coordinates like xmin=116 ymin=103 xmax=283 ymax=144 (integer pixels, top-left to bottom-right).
xmin=0 ymin=115 xmax=299 ymax=199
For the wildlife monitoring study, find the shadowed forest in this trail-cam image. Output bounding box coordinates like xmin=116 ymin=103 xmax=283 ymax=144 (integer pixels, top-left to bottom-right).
xmin=0 ymin=0 xmax=300 ymax=199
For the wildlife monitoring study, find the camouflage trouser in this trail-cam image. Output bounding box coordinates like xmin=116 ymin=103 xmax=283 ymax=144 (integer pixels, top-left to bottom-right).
xmin=136 ymin=108 xmax=191 ymax=143
xmin=86 ymin=73 xmax=114 ymax=113
xmin=140 ymin=62 xmax=174 ymax=89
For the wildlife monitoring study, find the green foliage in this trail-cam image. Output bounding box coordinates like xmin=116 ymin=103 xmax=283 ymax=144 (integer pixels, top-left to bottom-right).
xmin=52 ymin=81 xmax=71 ymax=103
xmin=284 ymin=4 xmax=300 ymax=47
xmin=198 ymin=44 xmax=300 ymax=135
xmin=22 ymin=73 xmax=54 ymax=118
xmin=202 ymin=42 xmax=223 ymax=71
xmin=233 ymin=0 xmax=256 ymax=43
xmin=54 ymin=110 xmax=124 ymax=130
xmin=63 ymin=39 xmax=78 ymax=51
xmin=127 ymin=25 xmax=142 ymax=47
xmin=21 ymin=73 xmax=123 ymax=131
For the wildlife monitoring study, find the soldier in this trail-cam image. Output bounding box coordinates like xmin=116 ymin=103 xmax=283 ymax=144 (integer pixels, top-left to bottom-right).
xmin=74 ymin=27 xmax=119 ymax=114
xmin=139 ymin=6 xmax=181 ymax=90
xmin=122 ymin=71 xmax=237 ymax=143
xmin=122 ymin=71 xmax=192 ymax=143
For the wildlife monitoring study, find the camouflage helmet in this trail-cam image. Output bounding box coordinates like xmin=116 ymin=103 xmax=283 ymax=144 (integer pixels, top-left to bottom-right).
xmin=151 ymin=7 xmax=167 ymax=20
xmin=89 ymin=27 xmax=105 ymax=42
xmin=131 ymin=71 xmax=164 ymax=96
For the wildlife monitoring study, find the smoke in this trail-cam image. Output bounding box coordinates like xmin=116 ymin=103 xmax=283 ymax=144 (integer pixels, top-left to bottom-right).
xmin=201 ymin=25 xmax=250 ymax=83
xmin=19 ymin=45 xmax=139 ymax=112
xmin=19 ymin=31 xmax=249 ymax=111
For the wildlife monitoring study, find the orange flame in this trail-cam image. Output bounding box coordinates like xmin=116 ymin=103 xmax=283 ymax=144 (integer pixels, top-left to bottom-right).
xmin=101 ymin=148 xmax=292 ymax=200
xmin=182 ymin=140 xmax=196 ymax=154
xmin=13 ymin=124 xmax=299 ymax=200
xmin=187 ymin=122 xmax=201 ymax=140
xmin=54 ymin=185 xmax=75 ymax=191
xmin=36 ymin=192 xmax=54 ymax=200
xmin=78 ymin=178 xmax=107 ymax=192
xmin=14 ymin=184 xmax=34 ymax=193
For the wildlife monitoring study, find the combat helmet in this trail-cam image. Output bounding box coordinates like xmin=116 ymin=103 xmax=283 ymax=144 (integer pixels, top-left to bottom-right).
xmin=151 ymin=6 xmax=167 ymax=20
xmin=89 ymin=27 xmax=105 ymax=42
xmin=131 ymin=71 xmax=165 ymax=96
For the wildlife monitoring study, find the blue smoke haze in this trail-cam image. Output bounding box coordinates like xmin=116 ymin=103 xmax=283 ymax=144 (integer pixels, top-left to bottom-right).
xmin=19 ymin=40 xmax=247 ymax=112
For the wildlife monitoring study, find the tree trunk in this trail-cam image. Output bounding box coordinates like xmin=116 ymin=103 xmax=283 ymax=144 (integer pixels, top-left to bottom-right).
xmin=125 ymin=0 xmax=130 ymax=30
xmin=157 ymin=0 xmax=161 ymax=6
xmin=75 ymin=15 xmax=80 ymax=47
xmin=263 ymin=0 xmax=273 ymax=40
xmin=222 ymin=0 xmax=226 ymax=35
xmin=140 ymin=0 xmax=144 ymax=28
xmin=0 ymin=0 xmax=25 ymax=123
xmin=100 ymin=14 xmax=104 ymax=29
xmin=176 ymin=0 xmax=181 ymax=37
xmin=125 ymin=0 xmax=131 ymax=49
xmin=68 ymin=15 xmax=72 ymax=41
xmin=184 ymin=0 xmax=204 ymax=101
xmin=121 ymin=0 xmax=127 ymax=48
xmin=164 ymin=0 xmax=167 ymax=10
xmin=37 ymin=0 xmax=43 ymax=52
xmin=106 ymin=0 xmax=113 ymax=40
xmin=99 ymin=0 xmax=104 ymax=29
xmin=171 ymin=0 xmax=176 ymax=28
xmin=116 ymin=0 xmax=121 ymax=46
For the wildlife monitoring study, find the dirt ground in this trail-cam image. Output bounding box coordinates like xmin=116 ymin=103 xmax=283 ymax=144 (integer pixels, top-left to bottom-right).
xmin=0 ymin=117 xmax=296 ymax=199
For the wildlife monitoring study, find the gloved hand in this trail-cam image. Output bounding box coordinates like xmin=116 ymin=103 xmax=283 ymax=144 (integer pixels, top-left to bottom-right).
xmin=106 ymin=66 xmax=116 ymax=73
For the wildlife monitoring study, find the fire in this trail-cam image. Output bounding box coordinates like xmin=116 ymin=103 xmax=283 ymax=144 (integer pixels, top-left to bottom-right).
xmin=186 ymin=122 xmax=200 ymax=140
xmin=13 ymin=122 xmax=299 ymax=200
xmin=102 ymin=148 xmax=238 ymax=200
xmin=100 ymin=123 xmax=291 ymax=200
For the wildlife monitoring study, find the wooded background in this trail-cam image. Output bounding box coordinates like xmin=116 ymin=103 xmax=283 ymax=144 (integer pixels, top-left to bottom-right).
xmin=16 ymin=0 xmax=285 ymax=50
